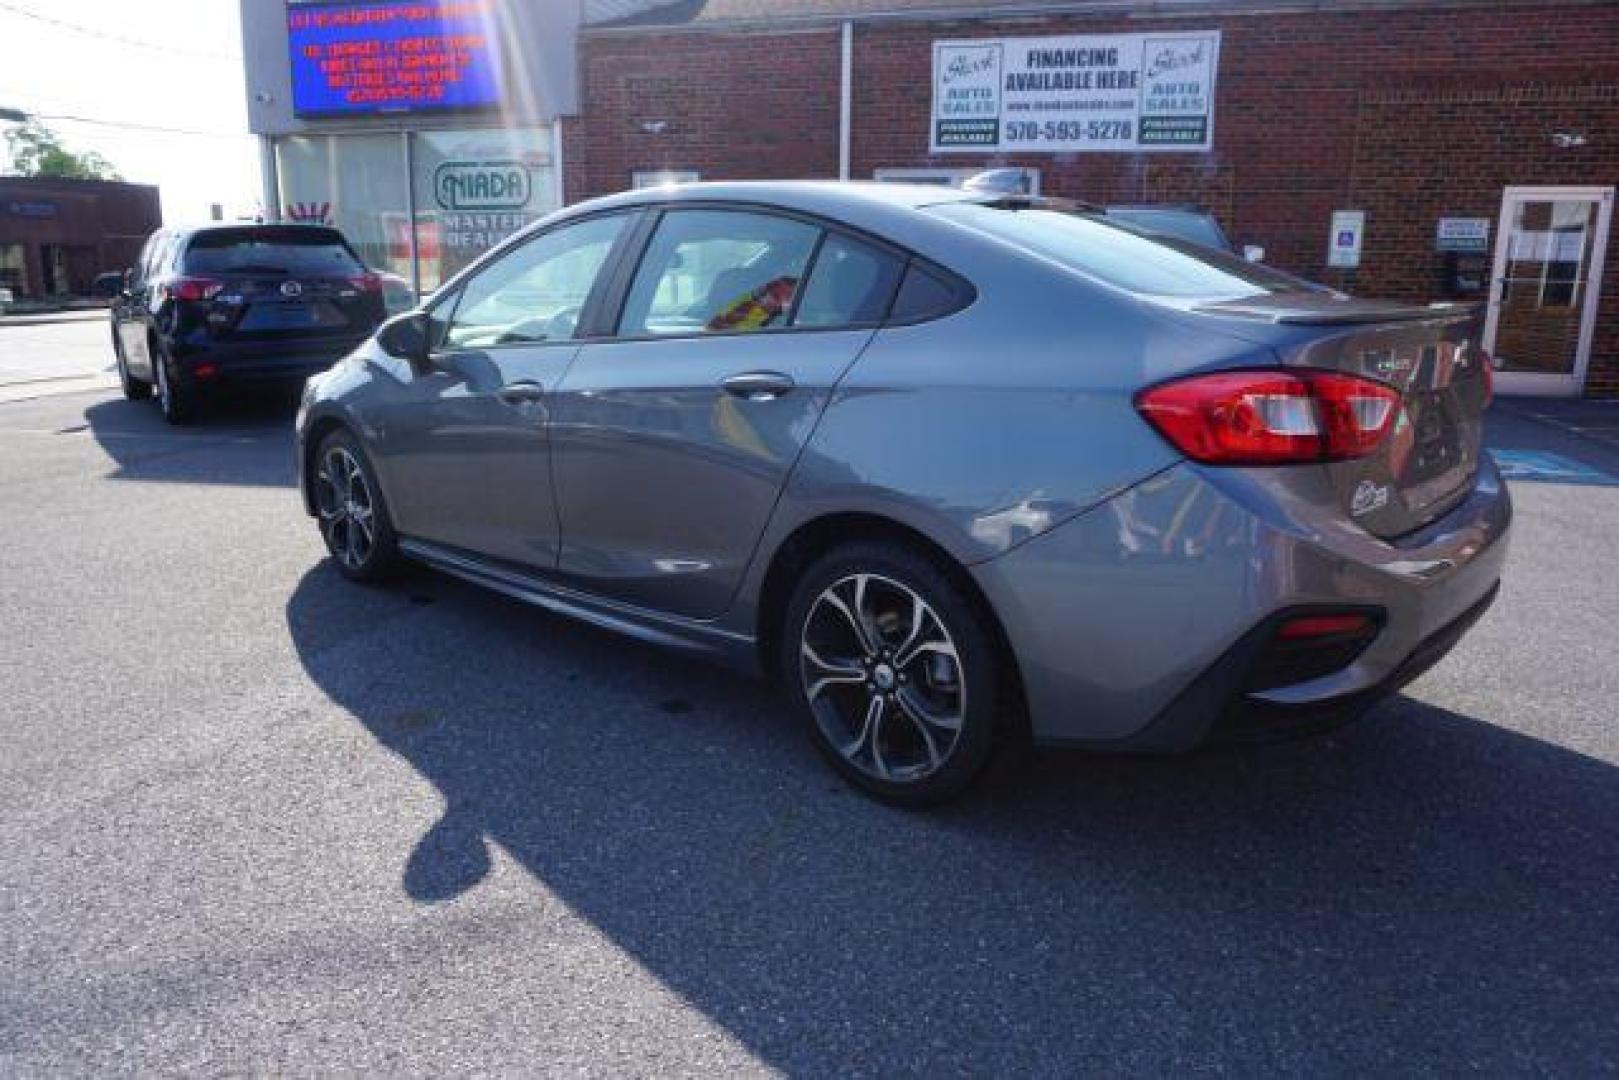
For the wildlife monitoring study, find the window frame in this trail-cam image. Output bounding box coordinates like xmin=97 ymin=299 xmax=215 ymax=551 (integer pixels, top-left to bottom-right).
xmin=595 ymin=200 xmax=963 ymax=344
xmin=424 ymin=208 xmax=644 ymax=356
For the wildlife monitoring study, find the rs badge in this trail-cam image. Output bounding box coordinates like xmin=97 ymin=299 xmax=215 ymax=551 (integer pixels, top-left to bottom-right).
xmin=1351 ymin=480 xmax=1391 ymax=517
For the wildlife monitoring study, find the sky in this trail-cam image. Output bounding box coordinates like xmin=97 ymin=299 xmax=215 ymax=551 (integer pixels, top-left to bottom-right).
xmin=0 ymin=0 xmax=261 ymax=225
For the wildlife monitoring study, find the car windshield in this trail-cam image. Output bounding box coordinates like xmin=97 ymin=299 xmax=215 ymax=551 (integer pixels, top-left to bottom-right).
xmin=1103 ymin=208 xmax=1230 ymax=251
xmin=183 ymin=228 xmax=364 ymax=276
xmin=929 ymin=201 xmax=1304 ymax=300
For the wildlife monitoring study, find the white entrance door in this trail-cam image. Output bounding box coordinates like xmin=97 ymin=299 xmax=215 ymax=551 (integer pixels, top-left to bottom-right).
xmin=1485 ymin=186 xmax=1613 ymax=397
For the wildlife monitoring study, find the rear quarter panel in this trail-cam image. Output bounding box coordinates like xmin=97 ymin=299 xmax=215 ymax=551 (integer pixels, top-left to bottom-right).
xmin=722 ymin=241 xmax=1273 ymax=637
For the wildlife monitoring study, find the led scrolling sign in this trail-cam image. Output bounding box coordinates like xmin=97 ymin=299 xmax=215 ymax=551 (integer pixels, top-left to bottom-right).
xmin=287 ymin=1 xmax=505 ymax=117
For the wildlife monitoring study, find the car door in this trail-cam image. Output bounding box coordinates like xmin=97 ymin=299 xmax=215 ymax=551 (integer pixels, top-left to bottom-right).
xmin=370 ymin=211 xmax=634 ymax=570
xmin=549 ymin=207 xmax=904 ymax=620
xmin=116 ymin=231 xmax=168 ymax=379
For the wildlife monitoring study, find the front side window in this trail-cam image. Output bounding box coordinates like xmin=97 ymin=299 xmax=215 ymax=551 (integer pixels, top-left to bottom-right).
xmin=618 ymin=209 xmax=820 ymax=336
xmin=930 ymin=202 xmax=1304 ymax=300
xmin=444 ymin=213 xmax=628 ymax=349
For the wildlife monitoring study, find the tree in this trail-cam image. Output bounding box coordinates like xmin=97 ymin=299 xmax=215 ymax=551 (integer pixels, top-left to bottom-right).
xmin=3 ymin=122 xmax=121 ymax=181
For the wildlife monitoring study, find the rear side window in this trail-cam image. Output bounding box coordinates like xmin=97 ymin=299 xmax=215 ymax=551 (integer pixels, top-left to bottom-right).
xmin=183 ymin=227 xmax=365 ymax=276
xmin=619 ymin=209 xmax=820 ymax=336
xmin=929 ymin=202 xmax=1302 ymax=300
xmin=889 ymin=262 xmax=969 ymax=323
xmin=136 ymin=233 xmax=167 ymax=284
xmin=791 ymin=233 xmax=903 ymax=329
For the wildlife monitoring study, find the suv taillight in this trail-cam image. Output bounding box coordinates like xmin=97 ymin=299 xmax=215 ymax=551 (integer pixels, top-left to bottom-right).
xmin=348 ymin=272 xmax=383 ymax=294
xmin=164 ymin=277 xmax=225 ymax=302
xmin=1135 ymin=370 xmax=1400 ymax=465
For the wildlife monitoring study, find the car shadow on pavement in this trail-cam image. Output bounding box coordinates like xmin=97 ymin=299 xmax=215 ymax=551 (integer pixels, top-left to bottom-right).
xmin=285 ymin=561 xmax=1619 ymax=1073
xmin=82 ymin=393 xmax=299 ymax=488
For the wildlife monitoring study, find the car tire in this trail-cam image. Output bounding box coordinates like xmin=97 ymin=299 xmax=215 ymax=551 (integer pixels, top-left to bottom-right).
xmin=114 ymin=331 xmax=152 ymax=401
xmin=312 ymin=429 xmax=402 ymax=583
xmin=781 ymin=541 xmax=1001 ymax=807
xmin=152 ymin=341 xmax=195 ymax=425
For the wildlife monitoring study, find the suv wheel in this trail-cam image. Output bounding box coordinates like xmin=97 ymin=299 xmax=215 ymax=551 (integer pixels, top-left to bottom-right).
xmin=114 ymin=332 xmax=151 ymax=401
xmin=152 ymin=344 xmax=194 ymax=425
xmin=782 ymin=542 xmax=1001 ymax=806
xmin=313 ymin=430 xmax=402 ymax=582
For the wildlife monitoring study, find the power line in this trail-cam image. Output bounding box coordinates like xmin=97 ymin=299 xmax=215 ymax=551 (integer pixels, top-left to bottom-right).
xmin=0 ymin=0 xmax=243 ymax=63
xmin=36 ymin=113 xmax=248 ymax=140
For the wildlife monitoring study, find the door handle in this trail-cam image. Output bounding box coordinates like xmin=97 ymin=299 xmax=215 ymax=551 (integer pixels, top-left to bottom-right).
xmin=721 ymin=371 xmax=795 ymax=401
xmin=497 ymin=380 xmax=546 ymax=404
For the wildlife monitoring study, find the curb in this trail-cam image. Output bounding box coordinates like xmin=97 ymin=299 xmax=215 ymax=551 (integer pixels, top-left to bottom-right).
xmin=0 ymin=311 xmax=111 ymax=328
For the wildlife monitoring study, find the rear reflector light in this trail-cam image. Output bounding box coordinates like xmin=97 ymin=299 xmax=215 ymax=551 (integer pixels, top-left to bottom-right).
xmin=1135 ymin=370 xmax=1401 ymax=465
xmin=1276 ymin=613 xmax=1376 ymax=641
xmin=192 ymin=362 xmax=219 ymax=380
xmin=165 ymin=277 xmax=225 ymax=302
xmin=1247 ymin=610 xmax=1382 ymax=691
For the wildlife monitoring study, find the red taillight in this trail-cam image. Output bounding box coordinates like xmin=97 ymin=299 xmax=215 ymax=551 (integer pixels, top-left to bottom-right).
xmin=164 ymin=277 xmax=225 ymax=302
xmin=1276 ymin=613 xmax=1375 ymax=641
xmin=1135 ymin=370 xmax=1401 ymax=465
xmin=348 ymin=272 xmax=383 ymax=294
xmin=1479 ymin=348 xmax=1495 ymax=408
xmin=192 ymin=362 xmax=219 ymax=380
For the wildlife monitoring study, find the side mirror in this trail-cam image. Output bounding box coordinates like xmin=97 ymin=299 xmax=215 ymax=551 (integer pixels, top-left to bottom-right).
xmin=1242 ymin=244 xmax=1267 ymax=264
xmin=377 ymin=310 xmax=433 ymax=370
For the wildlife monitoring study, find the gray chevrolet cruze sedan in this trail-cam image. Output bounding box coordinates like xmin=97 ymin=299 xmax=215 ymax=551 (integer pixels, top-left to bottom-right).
xmin=295 ymin=181 xmax=1510 ymax=805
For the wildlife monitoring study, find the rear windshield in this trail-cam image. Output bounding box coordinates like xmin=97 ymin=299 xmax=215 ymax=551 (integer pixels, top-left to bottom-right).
xmin=183 ymin=227 xmax=364 ymax=276
xmin=1103 ymin=208 xmax=1229 ymax=251
xmin=929 ymin=202 xmax=1303 ymax=300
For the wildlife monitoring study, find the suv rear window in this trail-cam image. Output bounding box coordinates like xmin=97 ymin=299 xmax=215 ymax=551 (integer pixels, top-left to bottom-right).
xmin=929 ymin=202 xmax=1302 ymax=300
xmin=183 ymin=227 xmax=365 ymax=276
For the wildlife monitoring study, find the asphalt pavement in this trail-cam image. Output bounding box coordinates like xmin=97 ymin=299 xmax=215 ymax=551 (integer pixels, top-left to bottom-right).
xmin=1 ymin=341 xmax=1616 ymax=1073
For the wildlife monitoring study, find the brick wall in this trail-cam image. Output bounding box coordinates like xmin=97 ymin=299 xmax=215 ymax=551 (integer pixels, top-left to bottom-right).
xmin=569 ymin=4 xmax=1619 ymax=396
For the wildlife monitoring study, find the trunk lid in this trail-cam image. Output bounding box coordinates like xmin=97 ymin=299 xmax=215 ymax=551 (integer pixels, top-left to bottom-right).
xmin=204 ymin=274 xmax=378 ymax=341
xmin=1194 ymin=295 xmax=1491 ymax=539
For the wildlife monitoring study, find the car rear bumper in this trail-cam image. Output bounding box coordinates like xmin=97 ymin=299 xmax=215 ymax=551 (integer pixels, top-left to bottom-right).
xmin=970 ymin=455 xmax=1512 ymax=750
xmin=170 ymin=336 xmax=367 ymax=387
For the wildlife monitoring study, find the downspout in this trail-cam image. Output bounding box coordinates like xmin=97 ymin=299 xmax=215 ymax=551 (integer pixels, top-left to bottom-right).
xmin=259 ymin=135 xmax=280 ymax=222
xmin=838 ymin=20 xmax=852 ymax=181
xmin=552 ymin=121 xmax=566 ymax=207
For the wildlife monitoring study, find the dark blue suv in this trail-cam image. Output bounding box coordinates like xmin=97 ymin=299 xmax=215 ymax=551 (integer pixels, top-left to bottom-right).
xmin=111 ymin=223 xmax=387 ymax=423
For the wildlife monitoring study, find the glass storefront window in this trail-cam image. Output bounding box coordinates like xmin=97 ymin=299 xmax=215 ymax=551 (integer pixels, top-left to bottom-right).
xmin=0 ymin=244 xmax=29 ymax=295
xmin=272 ymin=126 xmax=558 ymax=306
xmin=409 ymin=126 xmax=557 ymax=293
xmin=276 ymin=133 xmax=411 ymax=303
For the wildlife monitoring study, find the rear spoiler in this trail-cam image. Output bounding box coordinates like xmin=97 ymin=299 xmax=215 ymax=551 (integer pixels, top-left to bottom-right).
xmin=1191 ymin=298 xmax=1485 ymax=327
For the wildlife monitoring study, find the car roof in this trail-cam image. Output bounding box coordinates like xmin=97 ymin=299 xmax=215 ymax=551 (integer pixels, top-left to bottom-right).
xmin=571 ymin=180 xmax=987 ymax=220
xmin=164 ymin=221 xmax=345 ymax=238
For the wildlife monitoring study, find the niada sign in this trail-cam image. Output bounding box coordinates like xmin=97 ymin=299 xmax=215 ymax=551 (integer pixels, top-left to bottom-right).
xmin=434 ymin=161 xmax=533 ymax=212
xmin=931 ymin=31 xmax=1221 ymax=153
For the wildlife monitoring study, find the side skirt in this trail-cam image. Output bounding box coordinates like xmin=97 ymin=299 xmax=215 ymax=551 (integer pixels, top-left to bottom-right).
xmin=397 ymin=537 xmax=761 ymax=672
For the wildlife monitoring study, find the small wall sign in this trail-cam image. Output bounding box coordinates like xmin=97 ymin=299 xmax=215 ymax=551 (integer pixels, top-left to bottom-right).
xmin=1436 ymin=217 xmax=1491 ymax=254
xmin=1328 ymin=210 xmax=1366 ymax=269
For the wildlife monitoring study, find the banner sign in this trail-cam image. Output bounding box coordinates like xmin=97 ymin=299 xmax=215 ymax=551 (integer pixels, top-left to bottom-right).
xmin=931 ymin=31 xmax=1220 ymax=153
xmin=288 ymin=1 xmax=503 ymax=117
